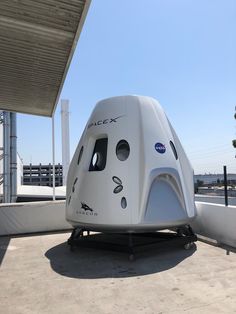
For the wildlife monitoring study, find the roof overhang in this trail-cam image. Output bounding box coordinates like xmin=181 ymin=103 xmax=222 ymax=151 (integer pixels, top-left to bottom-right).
xmin=0 ymin=0 xmax=91 ymax=117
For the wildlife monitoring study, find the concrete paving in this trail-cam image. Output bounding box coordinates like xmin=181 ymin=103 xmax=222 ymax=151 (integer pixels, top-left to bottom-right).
xmin=0 ymin=232 xmax=236 ymax=314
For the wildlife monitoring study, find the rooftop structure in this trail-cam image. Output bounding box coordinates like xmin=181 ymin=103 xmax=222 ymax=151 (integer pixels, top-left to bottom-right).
xmin=0 ymin=0 xmax=91 ymax=202
xmin=16 ymin=185 xmax=66 ymax=202
xmin=0 ymin=0 xmax=91 ymax=116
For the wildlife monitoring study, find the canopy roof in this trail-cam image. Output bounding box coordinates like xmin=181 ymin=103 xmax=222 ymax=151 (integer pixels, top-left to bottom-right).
xmin=0 ymin=0 xmax=91 ymax=116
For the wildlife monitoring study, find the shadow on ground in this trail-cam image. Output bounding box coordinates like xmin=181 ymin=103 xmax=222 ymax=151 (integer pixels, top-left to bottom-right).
xmin=0 ymin=236 xmax=11 ymax=266
xmin=45 ymin=234 xmax=197 ymax=279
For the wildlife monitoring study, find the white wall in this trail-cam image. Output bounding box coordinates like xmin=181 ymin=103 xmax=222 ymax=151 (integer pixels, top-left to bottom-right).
xmin=192 ymin=202 xmax=236 ymax=248
xmin=0 ymin=200 xmax=71 ymax=236
xmin=1 ymin=200 xmax=236 ymax=250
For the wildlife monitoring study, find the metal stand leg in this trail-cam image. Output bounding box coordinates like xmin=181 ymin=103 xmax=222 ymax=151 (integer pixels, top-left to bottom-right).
xmin=67 ymin=228 xmax=84 ymax=252
xmin=128 ymin=233 xmax=135 ymax=261
xmin=177 ymin=225 xmax=194 ymax=236
xmin=176 ymin=225 xmax=195 ymax=250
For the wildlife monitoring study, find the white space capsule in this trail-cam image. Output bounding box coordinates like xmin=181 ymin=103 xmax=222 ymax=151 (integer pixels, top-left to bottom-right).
xmin=66 ymin=95 xmax=196 ymax=232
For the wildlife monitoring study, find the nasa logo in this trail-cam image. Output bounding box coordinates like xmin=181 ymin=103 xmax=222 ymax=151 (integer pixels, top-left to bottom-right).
xmin=155 ymin=142 xmax=166 ymax=154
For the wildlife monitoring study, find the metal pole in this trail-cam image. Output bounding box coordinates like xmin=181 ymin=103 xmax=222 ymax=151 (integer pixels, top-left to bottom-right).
xmin=52 ymin=115 xmax=56 ymax=201
xmin=223 ymin=165 xmax=228 ymax=206
xmin=61 ymin=99 xmax=70 ymax=186
xmin=3 ymin=112 xmax=11 ymax=203
xmin=10 ymin=112 xmax=17 ymax=202
xmin=0 ymin=111 xmax=4 ymax=201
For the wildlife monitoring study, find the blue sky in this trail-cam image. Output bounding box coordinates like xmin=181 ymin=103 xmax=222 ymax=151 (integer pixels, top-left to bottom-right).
xmin=18 ymin=0 xmax=236 ymax=174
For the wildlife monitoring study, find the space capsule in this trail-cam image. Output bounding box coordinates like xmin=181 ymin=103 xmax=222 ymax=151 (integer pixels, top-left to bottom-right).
xmin=66 ymin=95 xmax=196 ymax=232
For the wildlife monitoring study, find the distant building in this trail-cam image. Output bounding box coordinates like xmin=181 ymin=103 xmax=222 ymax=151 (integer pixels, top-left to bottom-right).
xmin=23 ymin=163 xmax=63 ymax=187
xmin=194 ymin=174 xmax=236 ymax=185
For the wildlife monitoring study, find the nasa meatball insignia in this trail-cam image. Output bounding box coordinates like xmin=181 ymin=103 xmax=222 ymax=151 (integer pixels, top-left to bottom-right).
xmin=155 ymin=142 xmax=166 ymax=154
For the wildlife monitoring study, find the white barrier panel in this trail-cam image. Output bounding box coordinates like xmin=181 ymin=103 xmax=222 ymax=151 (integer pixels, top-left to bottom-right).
xmin=195 ymin=194 xmax=236 ymax=206
xmin=1 ymin=200 xmax=236 ymax=249
xmin=0 ymin=200 xmax=71 ymax=236
xmin=192 ymin=202 xmax=236 ymax=248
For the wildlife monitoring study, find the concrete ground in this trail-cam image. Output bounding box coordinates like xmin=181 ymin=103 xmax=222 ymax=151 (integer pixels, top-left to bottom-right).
xmin=0 ymin=232 xmax=236 ymax=314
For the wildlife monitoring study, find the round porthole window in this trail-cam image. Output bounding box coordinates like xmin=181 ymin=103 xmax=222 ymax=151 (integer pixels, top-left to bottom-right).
xmin=77 ymin=146 xmax=83 ymax=165
xmin=116 ymin=140 xmax=130 ymax=161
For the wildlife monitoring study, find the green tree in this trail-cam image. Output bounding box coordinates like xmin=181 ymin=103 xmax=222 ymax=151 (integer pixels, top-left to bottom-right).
xmin=233 ymin=109 xmax=236 ymax=147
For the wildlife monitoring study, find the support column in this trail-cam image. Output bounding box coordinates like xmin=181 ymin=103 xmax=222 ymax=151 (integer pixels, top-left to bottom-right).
xmin=3 ymin=112 xmax=11 ymax=203
xmin=61 ymin=99 xmax=70 ymax=186
xmin=10 ymin=112 xmax=17 ymax=202
xmin=52 ymin=115 xmax=56 ymax=201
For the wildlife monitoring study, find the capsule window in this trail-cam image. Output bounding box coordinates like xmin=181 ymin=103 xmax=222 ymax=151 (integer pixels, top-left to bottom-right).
xmin=170 ymin=141 xmax=178 ymax=160
xmin=77 ymin=146 xmax=83 ymax=165
xmin=89 ymin=138 xmax=108 ymax=171
xmin=116 ymin=140 xmax=130 ymax=161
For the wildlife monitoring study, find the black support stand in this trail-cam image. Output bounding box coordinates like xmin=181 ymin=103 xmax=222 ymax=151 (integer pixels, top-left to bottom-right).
xmin=67 ymin=225 xmax=197 ymax=260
